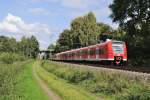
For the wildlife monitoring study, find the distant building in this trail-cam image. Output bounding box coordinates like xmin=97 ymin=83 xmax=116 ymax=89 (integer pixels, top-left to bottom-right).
xmin=38 ymin=49 xmax=54 ymax=60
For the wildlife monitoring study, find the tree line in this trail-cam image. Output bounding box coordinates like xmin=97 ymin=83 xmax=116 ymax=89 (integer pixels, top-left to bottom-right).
xmin=48 ymin=12 xmax=125 ymax=53
xmin=0 ymin=35 xmax=39 ymax=58
xmin=109 ymin=0 xmax=150 ymax=66
xmin=48 ymin=0 xmax=150 ymax=66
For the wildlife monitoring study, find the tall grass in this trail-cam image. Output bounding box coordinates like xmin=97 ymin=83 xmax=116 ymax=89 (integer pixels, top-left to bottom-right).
xmin=0 ymin=57 xmax=48 ymax=100
xmin=0 ymin=52 xmax=26 ymax=64
xmin=36 ymin=62 xmax=97 ymax=100
xmin=0 ymin=62 xmax=26 ymax=100
xmin=41 ymin=61 xmax=150 ymax=100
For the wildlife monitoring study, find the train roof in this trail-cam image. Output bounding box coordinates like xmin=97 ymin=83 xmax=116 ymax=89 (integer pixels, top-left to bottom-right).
xmin=56 ymin=39 xmax=124 ymax=55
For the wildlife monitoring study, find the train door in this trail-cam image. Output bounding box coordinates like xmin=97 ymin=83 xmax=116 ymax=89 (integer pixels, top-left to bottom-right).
xmin=88 ymin=49 xmax=90 ymax=60
xmin=96 ymin=47 xmax=99 ymax=60
xmin=80 ymin=50 xmax=82 ymax=60
xmin=90 ymin=47 xmax=96 ymax=60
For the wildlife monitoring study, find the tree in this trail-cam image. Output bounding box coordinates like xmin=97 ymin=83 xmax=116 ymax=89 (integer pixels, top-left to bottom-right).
xmin=110 ymin=0 xmax=150 ymax=65
xmin=30 ymin=36 xmax=39 ymax=58
xmin=71 ymin=12 xmax=98 ymax=48
xmin=0 ymin=36 xmax=18 ymax=53
xmin=19 ymin=36 xmax=39 ymax=58
xmin=0 ymin=35 xmax=39 ymax=58
xmin=97 ymin=23 xmax=113 ymax=42
xmin=55 ymin=29 xmax=73 ymax=52
xmin=48 ymin=44 xmax=55 ymax=50
xmin=97 ymin=23 xmax=113 ymax=34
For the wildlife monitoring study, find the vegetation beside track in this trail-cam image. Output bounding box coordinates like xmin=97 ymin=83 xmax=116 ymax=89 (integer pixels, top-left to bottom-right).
xmin=35 ymin=61 xmax=98 ymax=100
xmin=0 ymin=60 xmax=49 ymax=100
xmin=41 ymin=60 xmax=150 ymax=100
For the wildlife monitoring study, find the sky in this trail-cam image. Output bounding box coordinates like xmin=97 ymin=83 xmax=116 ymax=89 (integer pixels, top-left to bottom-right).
xmin=0 ymin=0 xmax=117 ymax=49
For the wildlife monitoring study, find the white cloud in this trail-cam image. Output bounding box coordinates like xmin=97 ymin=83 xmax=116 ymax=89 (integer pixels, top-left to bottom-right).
xmin=31 ymin=0 xmax=99 ymax=9
xmin=61 ymin=0 xmax=99 ymax=9
xmin=61 ymin=0 xmax=87 ymax=9
xmin=29 ymin=8 xmax=49 ymax=15
xmin=0 ymin=13 xmax=51 ymax=35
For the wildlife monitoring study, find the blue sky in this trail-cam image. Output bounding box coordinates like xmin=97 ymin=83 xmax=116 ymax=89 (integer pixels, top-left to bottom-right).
xmin=0 ymin=0 xmax=117 ymax=49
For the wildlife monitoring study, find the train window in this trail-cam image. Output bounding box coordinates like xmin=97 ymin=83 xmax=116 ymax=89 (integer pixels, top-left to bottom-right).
xmin=72 ymin=53 xmax=75 ymax=57
xmin=112 ymin=41 xmax=124 ymax=54
xmin=77 ymin=51 xmax=80 ymax=56
xmin=80 ymin=50 xmax=82 ymax=55
xmin=99 ymin=48 xmax=105 ymax=54
xmin=96 ymin=48 xmax=99 ymax=54
xmin=90 ymin=49 xmax=95 ymax=55
xmin=82 ymin=50 xmax=88 ymax=55
xmin=99 ymin=48 xmax=101 ymax=54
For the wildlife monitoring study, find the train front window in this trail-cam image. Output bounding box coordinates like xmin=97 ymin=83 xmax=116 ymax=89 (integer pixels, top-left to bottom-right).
xmin=112 ymin=41 xmax=124 ymax=54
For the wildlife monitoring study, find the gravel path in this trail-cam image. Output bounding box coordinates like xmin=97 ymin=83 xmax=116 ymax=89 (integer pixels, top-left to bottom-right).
xmin=32 ymin=63 xmax=61 ymax=100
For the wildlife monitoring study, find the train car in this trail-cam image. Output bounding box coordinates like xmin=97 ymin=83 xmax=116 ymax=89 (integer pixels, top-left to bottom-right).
xmin=54 ymin=39 xmax=127 ymax=65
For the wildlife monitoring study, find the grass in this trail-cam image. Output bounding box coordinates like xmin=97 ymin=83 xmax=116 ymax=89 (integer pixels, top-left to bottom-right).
xmin=41 ymin=60 xmax=150 ymax=100
xmin=14 ymin=61 xmax=49 ymax=100
xmin=35 ymin=61 xmax=98 ymax=100
xmin=0 ymin=60 xmax=49 ymax=100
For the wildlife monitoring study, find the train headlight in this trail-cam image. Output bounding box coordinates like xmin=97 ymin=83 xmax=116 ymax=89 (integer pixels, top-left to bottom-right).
xmin=115 ymin=56 xmax=122 ymax=61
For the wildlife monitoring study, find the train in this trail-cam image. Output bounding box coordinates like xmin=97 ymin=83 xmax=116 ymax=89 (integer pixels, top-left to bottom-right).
xmin=53 ymin=39 xmax=127 ymax=65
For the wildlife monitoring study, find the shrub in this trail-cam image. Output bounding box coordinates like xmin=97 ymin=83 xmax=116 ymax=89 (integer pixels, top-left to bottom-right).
xmin=116 ymin=90 xmax=150 ymax=100
xmin=42 ymin=61 xmax=150 ymax=99
xmin=0 ymin=62 xmax=24 ymax=99
xmin=0 ymin=53 xmax=26 ymax=64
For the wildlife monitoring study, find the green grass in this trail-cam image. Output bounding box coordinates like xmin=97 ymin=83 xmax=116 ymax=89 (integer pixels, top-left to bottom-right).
xmin=13 ymin=61 xmax=49 ymax=100
xmin=0 ymin=61 xmax=49 ymax=100
xmin=41 ymin=60 xmax=150 ymax=100
xmin=35 ymin=61 xmax=98 ymax=100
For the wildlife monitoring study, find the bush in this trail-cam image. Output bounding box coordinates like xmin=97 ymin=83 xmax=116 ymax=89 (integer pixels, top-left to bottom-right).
xmin=0 ymin=62 xmax=24 ymax=99
xmin=0 ymin=53 xmax=26 ymax=64
xmin=42 ymin=61 xmax=150 ymax=99
xmin=116 ymin=90 xmax=150 ymax=100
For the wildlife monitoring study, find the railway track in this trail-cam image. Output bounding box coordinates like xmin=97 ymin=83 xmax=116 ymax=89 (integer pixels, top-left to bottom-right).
xmin=58 ymin=61 xmax=150 ymax=74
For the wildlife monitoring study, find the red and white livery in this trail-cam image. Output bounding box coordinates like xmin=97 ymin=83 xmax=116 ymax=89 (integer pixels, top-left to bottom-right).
xmin=54 ymin=39 xmax=127 ymax=65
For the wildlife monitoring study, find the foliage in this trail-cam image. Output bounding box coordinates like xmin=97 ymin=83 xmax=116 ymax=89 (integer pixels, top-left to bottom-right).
xmin=47 ymin=43 xmax=55 ymax=50
xmin=0 ymin=35 xmax=39 ymax=58
xmin=54 ymin=12 xmax=99 ymax=52
xmin=42 ymin=61 xmax=150 ymax=99
xmin=36 ymin=61 xmax=97 ymax=100
xmin=0 ymin=36 xmax=18 ymax=52
xmin=53 ymin=12 xmax=126 ymax=53
xmin=0 ymin=63 xmax=22 ymax=100
xmin=0 ymin=61 xmax=49 ymax=100
xmin=0 ymin=52 xmax=26 ymax=64
xmin=14 ymin=61 xmax=49 ymax=100
xmin=109 ymin=0 xmax=150 ymax=66
xmin=19 ymin=36 xmax=39 ymax=58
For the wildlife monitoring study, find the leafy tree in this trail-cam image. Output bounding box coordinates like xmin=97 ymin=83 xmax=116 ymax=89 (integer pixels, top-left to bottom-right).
xmin=110 ymin=0 xmax=150 ymax=66
xmin=71 ymin=12 xmax=98 ymax=48
xmin=30 ymin=36 xmax=39 ymax=58
xmin=19 ymin=36 xmax=39 ymax=58
xmin=97 ymin=23 xmax=113 ymax=42
xmin=54 ymin=12 xmax=127 ymax=54
xmin=0 ymin=35 xmax=39 ymax=58
xmin=0 ymin=36 xmax=18 ymax=53
xmin=48 ymin=44 xmax=56 ymax=50
xmin=97 ymin=23 xmax=113 ymax=34
xmin=55 ymin=29 xmax=73 ymax=52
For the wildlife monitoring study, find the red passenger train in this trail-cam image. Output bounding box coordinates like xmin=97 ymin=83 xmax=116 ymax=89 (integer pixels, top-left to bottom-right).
xmin=53 ymin=39 xmax=127 ymax=65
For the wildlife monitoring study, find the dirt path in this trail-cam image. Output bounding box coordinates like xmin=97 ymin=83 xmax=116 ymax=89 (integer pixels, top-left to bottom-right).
xmin=32 ymin=62 xmax=61 ymax=100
